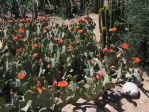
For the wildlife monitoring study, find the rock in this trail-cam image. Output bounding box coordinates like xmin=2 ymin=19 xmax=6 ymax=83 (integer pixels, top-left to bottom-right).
xmin=104 ymin=102 xmax=116 ymax=112
xmin=108 ymin=90 xmax=122 ymax=102
xmin=123 ymin=82 xmax=140 ymax=98
xmin=73 ymin=105 xmax=103 ymax=112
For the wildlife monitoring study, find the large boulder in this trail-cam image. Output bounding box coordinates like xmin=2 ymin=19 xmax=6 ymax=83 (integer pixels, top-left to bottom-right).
xmin=123 ymin=82 xmax=140 ymax=98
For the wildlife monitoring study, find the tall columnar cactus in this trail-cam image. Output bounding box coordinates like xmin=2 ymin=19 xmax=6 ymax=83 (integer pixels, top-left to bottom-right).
xmin=101 ymin=27 xmax=107 ymax=49
xmin=109 ymin=0 xmax=115 ymax=28
xmin=100 ymin=8 xmax=105 ymax=27
xmin=105 ymin=7 xmax=110 ymax=35
xmin=100 ymin=0 xmax=104 ymax=9
xmin=98 ymin=9 xmax=102 ymax=32
xmin=93 ymin=0 xmax=99 ymax=14
xmin=33 ymin=0 xmax=38 ymax=19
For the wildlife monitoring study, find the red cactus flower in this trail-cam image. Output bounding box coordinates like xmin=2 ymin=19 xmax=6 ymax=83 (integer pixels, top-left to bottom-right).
xmin=36 ymin=87 xmax=42 ymax=93
xmin=103 ymin=48 xmax=108 ymax=52
xmin=78 ymin=29 xmax=84 ymax=33
xmin=7 ymin=19 xmax=13 ymax=23
xmin=47 ymin=64 xmax=51 ymax=69
xmin=33 ymin=53 xmax=38 ymax=58
xmin=96 ymin=71 xmax=105 ymax=79
xmin=20 ymin=18 xmax=25 ymax=23
xmin=26 ymin=18 xmax=31 ymax=22
xmin=16 ymin=48 xmax=22 ymax=53
xmin=96 ymin=54 xmax=100 ymax=58
xmin=33 ymin=44 xmax=38 ymax=48
xmin=18 ymin=28 xmax=24 ymax=34
xmin=58 ymin=81 xmax=68 ymax=87
xmin=109 ymin=27 xmax=117 ymax=32
xmin=67 ymin=45 xmax=73 ymax=49
xmin=55 ymin=37 xmax=61 ymax=41
xmin=108 ymin=49 xmax=114 ymax=53
xmin=13 ymin=35 xmax=19 ymax=41
xmin=53 ymin=80 xmax=57 ymax=86
xmin=17 ymin=72 xmax=26 ymax=80
xmin=44 ymin=26 xmax=50 ymax=30
xmin=22 ymin=37 xmax=28 ymax=42
xmin=120 ymin=43 xmax=129 ymax=49
xmin=77 ymin=18 xmax=82 ymax=22
xmin=133 ymin=57 xmax=141 ymax=63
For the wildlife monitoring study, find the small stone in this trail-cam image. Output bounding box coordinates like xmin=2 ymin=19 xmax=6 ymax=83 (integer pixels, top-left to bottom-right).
xmin=108 ymin=90 xmax=122 ymax=102
xmin=123 ymin=82 xmax=140 ymax=98
xmin=104 ymin=102 xmax=115 ymax=112
xmin=74 ymin=105 xmax=102 ymax=112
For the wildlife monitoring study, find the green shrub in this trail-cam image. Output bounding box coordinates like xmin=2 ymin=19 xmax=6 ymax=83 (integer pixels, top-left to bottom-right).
xmin=122 ymin=0 xmax=149 ymax=66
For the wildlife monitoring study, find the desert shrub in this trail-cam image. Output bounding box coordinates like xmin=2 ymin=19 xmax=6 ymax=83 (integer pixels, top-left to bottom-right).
xmin=121 ymin=0 xmax=149 ymax=66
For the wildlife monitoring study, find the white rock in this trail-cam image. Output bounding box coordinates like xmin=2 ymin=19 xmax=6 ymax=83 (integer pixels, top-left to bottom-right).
xmin=123 ymin=82 xmax=140 ymax=98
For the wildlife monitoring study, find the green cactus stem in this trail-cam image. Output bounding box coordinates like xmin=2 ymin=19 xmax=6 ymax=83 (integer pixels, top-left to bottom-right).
xmin=105 ymin=8 xmax=110 ymax=36
xmin=34 ymin=0 xmax=38 ymax=19
xmin=101 ymin=27 xmax=107 ymax=49
xmin=100 ymin=8 xmax=105 ymax=27
xmin=109 ymin=0 xmax=115 ymax=28
xmin=100 ymin=0 xmax=104 ymax=9
xmin=98 ymin=10 xmax=102 ymax=32
xmin=93 ymin=0 xmax=99 ymax=14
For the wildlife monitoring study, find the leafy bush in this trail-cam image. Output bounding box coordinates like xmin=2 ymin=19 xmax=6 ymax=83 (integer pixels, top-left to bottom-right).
xmin=121 ymin=0 xmax=149 ymax=66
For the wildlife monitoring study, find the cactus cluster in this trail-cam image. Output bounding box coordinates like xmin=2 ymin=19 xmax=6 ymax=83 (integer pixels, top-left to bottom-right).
xmin=93 ymin=0 xmax=104 ymax=14
xmin=97 ymin=0 xmax=143 ymax=86
xmin=0 ymin=16 xmax=115 ymax=111
xmin=98 ymin=0 xmax=125 ymax=49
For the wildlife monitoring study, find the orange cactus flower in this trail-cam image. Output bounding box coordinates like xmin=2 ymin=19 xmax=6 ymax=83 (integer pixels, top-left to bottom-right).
xmin=109 ymin=27 xmax=117 ymax=32
xmin=58 ymin=40 xmax=63 ymax=44
xmin=36 ymin=87 xmax=42 ymax=93
xmin=68 ymin=45 xmax=73 ymax=49
xmin=7 ymin=19 xmax=13 ymax=23
xmin=20 ymin=18 xmax=25 ymax=23
xmin=77 ymin=18 xmax=82 ymax=22
xmin=44 ymin=26 xmax=50 ymax=30
xmin=26 ymin=18 xmax=31 ymax=22
xmin=38 ymin=17 xmax=46 ymax=21
xmin=13 ymin=35 xmax=19 ymax=41
xmin=133 ymin=57 xmax=141 ymax=63
xmin=58 ymin=81 xmax=68 ymax=87
xmin=33 ymin=44 xmax=38 ymax=48
xmin=120 ymin=43 xmax=129 ymax=49
xmin=16 ymin=48 xmax=22 ymax=53
xmin=18 ymin=28 xmax=24 ymax=34
xmin=17 ymin=72 xmax=26 ymax=80
xmin=78 ymin=29 xmax=84 ymax=33
xmin=55 ymin=37 xmax=61 ymax=41
xmin=22 ymin=37 xmax=28 ymax=42
xmin=108 ymin=49 xmax=114 ymax=53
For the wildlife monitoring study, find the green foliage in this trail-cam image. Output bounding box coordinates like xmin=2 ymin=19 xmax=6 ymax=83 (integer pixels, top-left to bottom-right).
xmin=0 ymin=16 xmax=115 ymax=111
xmin=121 ymin=0 xmax=149 ymax=66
